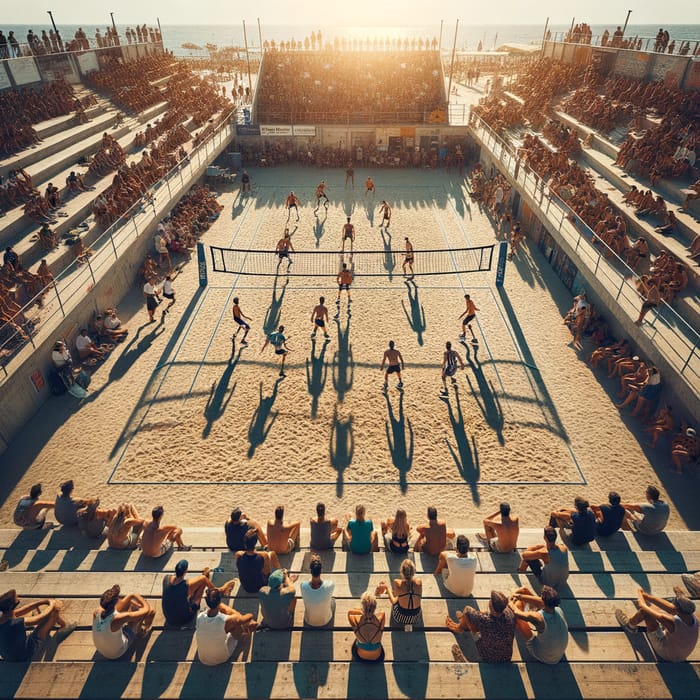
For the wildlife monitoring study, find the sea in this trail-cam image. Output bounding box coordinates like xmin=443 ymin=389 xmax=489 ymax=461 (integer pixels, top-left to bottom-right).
xmin=7 ymin=23 xmax=700 ymax=56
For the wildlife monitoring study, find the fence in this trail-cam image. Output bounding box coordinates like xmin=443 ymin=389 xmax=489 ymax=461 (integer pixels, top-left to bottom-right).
xmin=470 ymin=113 xmax=700 ymax=392
xmin=0 ymin=111 xmax=236 ymax=379
xmin=549 ymin=32 xmax=700 ymax=57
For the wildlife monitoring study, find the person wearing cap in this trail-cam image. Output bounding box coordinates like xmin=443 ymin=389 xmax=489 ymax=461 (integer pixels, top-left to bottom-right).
xmin=162 ymin=560 xmax=236 ymax=628
xmin=616 ymin=586 xmax=698 ymax=662
xmin=258 ymin=568 xmax=298 ymax=629
xmin=621 ymin=485 xmax=670 ymax=535
xmin=141 ymin=505 xmax=191 ymax=558
xmin=195 ymin=587 xmax=257 ymax=666
xmin=54 ymin=480 xmax=113 ymax=527
xmin=670 ymin=427 xmax=700 ymax=475
xmin=13 ymin=483 xmax=54 ymax=530
xmin=225 ymin=507 xmax=267 ymax=552
xmin=0 ymin=589 xmax=76 ymax=661
xmin=434 ymin=534 xmax=477 ymax=597
xmin=92 ymin=585 xmax=155 ymax=659
xmin=445 ymin=590 xmax=516 ymax=662
xmin=508 ymin=585 xmax=569 ymax=664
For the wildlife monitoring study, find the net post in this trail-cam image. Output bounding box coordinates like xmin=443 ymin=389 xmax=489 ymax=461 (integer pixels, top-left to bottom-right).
xmin=495 ymin=241 xmax=508 ymax=287
xmin=197 ymin=243 xmax=208 ymax=287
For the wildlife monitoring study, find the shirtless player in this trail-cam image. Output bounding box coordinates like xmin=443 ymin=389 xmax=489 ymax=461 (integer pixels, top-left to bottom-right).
xmin=232 ymin=297 xmax=251 ymax=345
xmin=285 ymin=191 xmax=301 ymax=222
xmin=311 ymin=296 xmax=330 ymax=340
xmin=458 ymin=294 xmax=479 ymax=341
xmin=342 ymin=217 xmax=355 ymax=252
xmin=381 ymin=340 xmax=405 ymax=391
xmin=378 ymin=201 xmax=391 ymax=229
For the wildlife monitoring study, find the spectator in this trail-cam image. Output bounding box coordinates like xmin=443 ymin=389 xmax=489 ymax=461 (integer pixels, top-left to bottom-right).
xmin=266 ymin=505 xmax=301 ymax=555
xmin=445 ymin=590 xmax=516 ymax=662
xmin=377 ymin=558 xmax=423 ymax=628
xmin=258 ymin=568 xmax=297 ymax=629
xmin=549 ymin=496 xmax=596 ymax=546
xmin=75 ymin=328 xmax=105 ymax=362
xmin=476 ymin=502 xmax=520 ymax=552
xmin=162 ymin=559 xmax=236 ymax=628
xmin=107 ymin=503 xmax=145 ymax=550
xmin=300 ymin=554 xmax=335 ymax=627
xmin=621 ymin=485 xmax=670 ymax=535
xmin=13 ymin=483 xmax=53 ymax=530
xmin=235 ymin=529 xmax=280 ymax=593
xmin=140 ymin=505 xmax=191 ymax=558
xmin=381 ymin=508 xmax=412 ymax=554
xmin=51 ymin=340 xmax=74 ymax=387
xmin=670 ymin=428 xmax=700 ymax=475
xmin=682 ymin=573 xmax=700 ymax=598
xmin=616 ymin=586 xmax=698 ymax=662
xmin=77 ymin=500 xmax=111 ymax=539
xmin=343 ymin=504 xmax=379 ymax=554
xmin=434 ymin=534 xmax=477 ymax=597
xmin=0 ymin=589 xmax=76 ymax=661
xmin=591 ymin=491 xmax=626 ymax=536
xmin=54 ymin=480 xmax=113 ymax=527
xmin=518 ymin=527 xmax=570 ymax=590
xmin=414 ymin=505 xmax=455 ymax=555
xmin=195 ymin=587 xmax=256 ymax=666
xmin=509 ymin=585 xmax=569 ymax=664
xmin=310 ymin=501 xmax=342 ymax=551
xmin=225 ymin=507 xmax=267 ymax=552
xmin=348 ymin=590 xmax=385 ymax=662
xmin=92 ymin=584 xmax=155 ymax=659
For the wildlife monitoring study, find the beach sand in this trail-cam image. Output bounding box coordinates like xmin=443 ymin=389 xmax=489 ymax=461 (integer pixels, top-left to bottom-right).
xmin=0 ymin=166 xmax=696 ymax=533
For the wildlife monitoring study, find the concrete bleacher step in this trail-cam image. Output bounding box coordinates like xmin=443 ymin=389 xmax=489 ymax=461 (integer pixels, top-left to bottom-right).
xmin=32 ymin=104 xmax=107 ymax=143
xmin=553 ymin=109 xmax=621 ymax=161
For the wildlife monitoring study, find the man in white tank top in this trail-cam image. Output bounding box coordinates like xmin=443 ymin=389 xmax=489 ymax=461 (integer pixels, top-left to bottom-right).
xmin=196 ymin=588 xmax=257 ymax=666
xmin=434 ymin=535 xmax=476 ymax=597
xmin=92 ymin=585 xmax=155 ymax=659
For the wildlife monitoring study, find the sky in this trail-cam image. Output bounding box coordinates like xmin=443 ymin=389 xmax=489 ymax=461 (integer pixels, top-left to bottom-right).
xmin=3 ymin=0 xmax=696 ymax=27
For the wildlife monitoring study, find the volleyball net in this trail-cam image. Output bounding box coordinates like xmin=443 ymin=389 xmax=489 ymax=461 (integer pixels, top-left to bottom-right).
xmin=209 ymin=244 xmax=495 ymax=277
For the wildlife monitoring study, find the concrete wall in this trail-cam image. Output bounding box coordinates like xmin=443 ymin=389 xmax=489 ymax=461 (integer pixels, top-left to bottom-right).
xmin=0 ymin=126 xmax=234 ymax=453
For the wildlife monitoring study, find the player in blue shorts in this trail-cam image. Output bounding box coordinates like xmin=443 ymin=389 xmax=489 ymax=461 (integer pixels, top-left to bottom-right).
xmin=441 ymin=341 xmax=465 ymax=395
xmin=232 ymin=297 xmax=251 ymax=345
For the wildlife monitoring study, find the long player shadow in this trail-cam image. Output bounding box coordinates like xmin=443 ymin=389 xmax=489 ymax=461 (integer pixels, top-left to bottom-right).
xmin=402 ymin=278 xmax=426 ymax=346
xmin=313 ymin=209 xmax=327 ymax=248
xmin=247 ymin=378 xmax=282 ymax=458
xmin=263 ymin=274 xmax=288 ymax=335
xmin=465 ymin=349 xmax=505 ymax=446
xmin=380 ymin=227 xmax=395 ymax=282
xmin=306 ymin=336 xmax=330 ymax=419
xmin=384 ymin=389 xmax=414 ymax=493
xmin=202 ymin=346 xmax=241 ymax=438
xmin=442 ymin=385 xmax=481 ymax=505
xmin=332 ymin=311 xmax=353 ymax=402
xmin=330 ymin=406 xmax=354 ymax=497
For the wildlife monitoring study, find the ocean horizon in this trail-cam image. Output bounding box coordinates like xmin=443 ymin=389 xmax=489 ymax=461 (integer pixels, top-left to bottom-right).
xmin=5 ymin=23 xmax=700 ymax=56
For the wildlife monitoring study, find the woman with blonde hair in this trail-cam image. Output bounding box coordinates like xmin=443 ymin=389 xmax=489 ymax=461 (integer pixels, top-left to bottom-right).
xmin=107 ymin=503 xmax=145 ymax=550
xmin=348 ymin=590 xmax=385 ymax=662
xmin=377 ymin=558 xmax=423 ymax=628
xmin=381 ymin=508 xmax=411 ymax=554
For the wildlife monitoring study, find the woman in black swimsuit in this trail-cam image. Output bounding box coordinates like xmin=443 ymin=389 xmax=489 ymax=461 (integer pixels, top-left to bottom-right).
xmin=377 ymin=559 xmax=423 ymax=628
xmin=348 ymin=590 xmax=385 ymax=662
xmin=381 ymin=508 xmax=411 ymax=554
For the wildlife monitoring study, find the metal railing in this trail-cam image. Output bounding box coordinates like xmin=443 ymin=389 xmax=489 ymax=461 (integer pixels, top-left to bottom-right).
xmin=470 ymin=112 xmax=700 ymax=390
xmin=253 ymin=108 xmax=447 ymax=125
xmin=0 ymin=111 xmax=236 ymax=379
xmin=548 ymin=32 xmax=700 ymax=57
xmin=0 ymin=38 xmax=162 ymax=61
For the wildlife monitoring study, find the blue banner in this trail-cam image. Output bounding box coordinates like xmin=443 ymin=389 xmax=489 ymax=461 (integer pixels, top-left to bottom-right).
xmin=197 ymin=243 xmax=208 ymax=288
xmin=495 ymin=241 xmax=508 ymax=287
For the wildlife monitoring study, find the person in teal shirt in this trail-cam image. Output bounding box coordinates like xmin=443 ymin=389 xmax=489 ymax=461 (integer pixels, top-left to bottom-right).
xmin=343 ymin=504 xmax=378 ymax=554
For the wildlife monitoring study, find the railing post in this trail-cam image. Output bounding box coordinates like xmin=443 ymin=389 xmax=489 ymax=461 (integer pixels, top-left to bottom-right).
xmin=85 ymin=255 xmax=96 ymax=285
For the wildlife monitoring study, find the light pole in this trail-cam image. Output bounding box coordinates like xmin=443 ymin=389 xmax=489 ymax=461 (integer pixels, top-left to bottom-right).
xmin=622 ymin=10 xmax=632 ymax=38
xmin=47 ymin=10 xmax=58 ymax=35
xmin=110 ymin=12 xmax=120 ymax=45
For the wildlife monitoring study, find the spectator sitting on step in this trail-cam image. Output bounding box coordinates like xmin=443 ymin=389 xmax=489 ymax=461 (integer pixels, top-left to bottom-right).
xmin=381 ymin=508 xmax=413 ymax=554
xmin=670 ymin=428 xmax=700 ymax=475
xmin=509 ymin=585 xmax=569 ymax=664
xmin=310 ymin=501 xmax=342 ymax=551
xmin=162 ymin=559 xmax=236 ymax=628
xmin=616 ymin=586 xmax=698 ymax=662
xmin=54 ymin=479 xmax=114 ymax=528
xmin=590 ymin=491 xmax=626 ymax=537
xmin=103 ymin=308 xmax=129 ymax=340
xmin=141 ymin=505 xmax=191 ymax=557
xmin=343 ymin=504 xmax=379 ymax=555
xmin=38 ymin=223 xmax=59 ymax=250
xmin=266 ymin=505 xmax=301 ymax=555
xmin=51 ymin=340 xmax=74 ymax=387
xmin=434 ymin=534 xmax=477 ymax=597
xmin=225 ymin=507 xmax=267 ymax=552
xmin=475 ymin=502 xmax=520 ymax=553
xmin=621 ymin=485 xmax=670 ymax=535
xmin=259 ymin=568 xmax=298 ymax=630
xmin=0 ymin=589 xmax=76 ymax=662
xmin=92 ymin=584 xmax=155 ymax=659
xmin=75 ymin=328 xmax=105 ymax=362
xmin=301 ymin=554 xmax=335 ymax=628
xmin=195 ymin=587 xmax=257 ymax=666
xmin=78 ymin=500 xmax=111 ymax=539
xmin=549 ymin=496 xmax=596 ymax=546
xmin=414 ymin=505 xmax=456 ymax=556
xmin=643 ymin=405 xmax=675 ymax=449
xmin=235 ymin=529 xmax=281 ymax=593
xmin=13 ymin=483 xmax=54 ymax=530
xmin=377 ymin=558 xmax=423 ymax=629
xmin=518 ymin=527 xmax=570 ymax=590
xmin=348 ymin=590 xmax=386 ymax=663
xmin=94 ymin=313 xmax=128 ymax=343
xmin=107 ymin=503 xmax=145 ymax=550
xmin=445 ymin=590 xmax=516 ymax=662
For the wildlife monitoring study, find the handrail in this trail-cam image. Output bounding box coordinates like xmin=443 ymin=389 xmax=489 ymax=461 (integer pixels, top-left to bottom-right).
xmin=469 ymin=112 xmax=699 ymax=386
xmin=0 ymin=110 xmax=236 ymax=378
xmin=0 ymin=39 xmax=163 ymax=63
xmin=547 ymin=33 xmax=700 ymax=57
